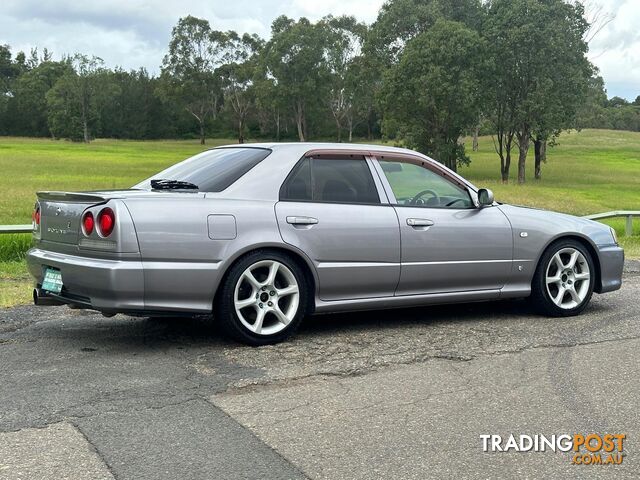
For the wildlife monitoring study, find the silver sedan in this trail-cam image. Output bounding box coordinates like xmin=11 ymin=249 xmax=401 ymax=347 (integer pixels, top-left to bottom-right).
xmin=27 ymin=143 xmax=624 ymax=345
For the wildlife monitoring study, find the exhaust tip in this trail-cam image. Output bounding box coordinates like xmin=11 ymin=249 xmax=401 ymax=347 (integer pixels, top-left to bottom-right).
xmin=33 ymin=288 xmax=64 ymax=306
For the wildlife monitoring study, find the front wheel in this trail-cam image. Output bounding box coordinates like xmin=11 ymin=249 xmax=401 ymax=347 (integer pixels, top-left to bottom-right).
xmin=215 ymin=250 xmax=309 ymax=345
xmin=531 ymin=239 xmax=595 ymax=316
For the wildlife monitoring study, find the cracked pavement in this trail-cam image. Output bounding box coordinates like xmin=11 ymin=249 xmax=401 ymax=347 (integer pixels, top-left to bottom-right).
xmin=1 ymin=265 xmax=639 ymax=479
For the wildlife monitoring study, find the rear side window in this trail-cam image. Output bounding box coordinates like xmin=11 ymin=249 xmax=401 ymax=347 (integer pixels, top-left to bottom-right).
xmin=282 ymin=158 xmax=312 ymax=201
xmin=281 ymin=157 xmax=380 ymax=204
xmin=134 ymin=147 xmax=271 ymax=192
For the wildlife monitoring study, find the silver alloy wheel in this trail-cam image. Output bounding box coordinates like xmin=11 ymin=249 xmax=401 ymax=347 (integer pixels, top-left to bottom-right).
xmin=233 ymin=259 xmax=300 ymax=335
xmin=545 ymin=247 xmax=591 ymax=309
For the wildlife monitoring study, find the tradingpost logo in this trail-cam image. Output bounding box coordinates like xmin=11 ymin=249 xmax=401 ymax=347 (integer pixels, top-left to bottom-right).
xmin=481 ymin=434 xmax=626 ymax=465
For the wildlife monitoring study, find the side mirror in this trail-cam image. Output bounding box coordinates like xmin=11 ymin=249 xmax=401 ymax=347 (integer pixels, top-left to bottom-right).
xmin=477 ymin=188 xmax=494 ymax=207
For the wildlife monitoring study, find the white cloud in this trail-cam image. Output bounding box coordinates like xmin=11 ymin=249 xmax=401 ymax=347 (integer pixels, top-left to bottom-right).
xmin=587 ymin=0 xmax=640 ymax=99
xmin=0 ymin=0 xmax=637 ymax=99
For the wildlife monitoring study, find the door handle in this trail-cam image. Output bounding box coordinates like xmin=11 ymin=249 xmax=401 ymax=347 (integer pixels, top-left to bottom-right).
xmin=286 ymin=216 xmax=319 ymax=226
xmin=407 ymin=218 xmax=434 ymax=227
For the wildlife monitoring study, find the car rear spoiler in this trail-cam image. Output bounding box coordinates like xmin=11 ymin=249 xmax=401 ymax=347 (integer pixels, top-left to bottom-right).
xmin=36 ymin=191 xmax=108 ymax=203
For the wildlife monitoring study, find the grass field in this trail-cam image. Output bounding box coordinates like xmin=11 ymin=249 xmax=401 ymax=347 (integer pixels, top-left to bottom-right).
xmin=0 ymin=129 xmax=639 ymax=306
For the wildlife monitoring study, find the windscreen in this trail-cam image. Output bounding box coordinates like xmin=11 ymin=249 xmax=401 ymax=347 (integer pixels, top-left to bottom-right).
xmin=134 ymin=147 xmax=271 ymax=192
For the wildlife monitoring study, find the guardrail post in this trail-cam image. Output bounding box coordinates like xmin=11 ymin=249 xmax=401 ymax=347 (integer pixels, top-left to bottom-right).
xmin=626 ymin=215 xmax=633 ymax=237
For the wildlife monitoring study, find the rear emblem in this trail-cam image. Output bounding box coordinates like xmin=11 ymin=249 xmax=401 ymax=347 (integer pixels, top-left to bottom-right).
xmin=55 ymin=207 xmax=62 ymax=216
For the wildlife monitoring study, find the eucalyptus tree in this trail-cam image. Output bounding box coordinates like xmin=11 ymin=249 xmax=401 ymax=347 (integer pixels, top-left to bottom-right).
xmin=262 ymin=16 xmax=330 ymax=141
xmin=320 ymin=15 xmax=367 ymax=141
xmin=367 ymin=0 xmax=483 ymax=66
xmin=46 ymin=54 xmax=116 ymax=142
xmin=220 ymin=33 xmax=263 ymax=143
xmin=9 ymin=59 xmax=72 ymax=136
xmin=253 ymin=73 xmax=287 ymax=140
xmin=344 ymin=53 xmax=379 ymax=141
xmin=484 ymin=0 xmax=591 ymax=183
xmin=159 ymin=16 xmax=231 ymax=144
xmin=0 ymin=45 xmax=21 ymax=134
xmin=380 ymin=20 xmax=485 ymax=172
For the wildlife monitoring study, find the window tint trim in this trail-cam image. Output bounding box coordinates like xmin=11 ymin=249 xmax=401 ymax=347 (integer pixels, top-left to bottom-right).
xmin=279 ymin=156 xmax=387 ymax=206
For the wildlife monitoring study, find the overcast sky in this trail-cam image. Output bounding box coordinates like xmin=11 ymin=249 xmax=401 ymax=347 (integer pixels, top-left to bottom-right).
xmin=1 ymin=0 xmax=638 ymax=100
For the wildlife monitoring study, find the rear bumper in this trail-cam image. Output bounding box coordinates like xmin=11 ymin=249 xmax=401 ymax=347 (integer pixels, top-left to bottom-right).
xmin=26 ymin=248 xmax=145 ymax=311
xmin=596 ymin=245 xmax=624 ymax=293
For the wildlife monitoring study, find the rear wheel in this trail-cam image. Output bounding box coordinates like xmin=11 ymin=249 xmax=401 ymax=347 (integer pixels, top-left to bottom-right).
xmin=215 ymin=250 xmax=309 ymax=345
xmin=531 ymin=239 xmax=595 ymax=316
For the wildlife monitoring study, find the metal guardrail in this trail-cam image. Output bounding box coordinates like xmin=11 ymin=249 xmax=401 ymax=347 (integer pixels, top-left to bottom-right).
xmin=0 ymin=211 xmax=637 ymax=236
xmin=0 ymin=224 xmax=31 ymax=234
xmin=583 ymin=211 xmax=639 ymax=237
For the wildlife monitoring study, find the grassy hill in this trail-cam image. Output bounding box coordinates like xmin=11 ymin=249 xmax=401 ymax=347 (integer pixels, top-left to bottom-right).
xmin=460 ymin=129 xmax=640 ymax=216
xmin=1 ymin=129 xmax=638 ymax=306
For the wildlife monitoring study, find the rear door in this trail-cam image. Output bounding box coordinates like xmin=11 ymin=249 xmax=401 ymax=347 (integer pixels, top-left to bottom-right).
xmin=275 ymin=154 xmax=400 ymax=301
xmin=372 ymin=157 xmax=513 ymax=296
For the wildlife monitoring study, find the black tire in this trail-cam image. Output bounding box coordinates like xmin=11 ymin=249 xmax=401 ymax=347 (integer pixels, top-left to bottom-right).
xmin=214 ymin=249 xmax=310 ymax=346
xmin=530 ymin=239 xmax=595 ymax=317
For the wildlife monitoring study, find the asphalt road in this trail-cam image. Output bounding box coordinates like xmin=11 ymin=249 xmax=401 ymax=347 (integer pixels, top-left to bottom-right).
xmin=1 ymin=263 xmax=639 ymax=479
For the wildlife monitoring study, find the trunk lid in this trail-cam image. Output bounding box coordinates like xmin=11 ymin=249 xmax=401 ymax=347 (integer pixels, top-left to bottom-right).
xmin=38 ymin=192 xmax=107 ymax=245
xmin=36 ymin=189 xmax=205 ymax=245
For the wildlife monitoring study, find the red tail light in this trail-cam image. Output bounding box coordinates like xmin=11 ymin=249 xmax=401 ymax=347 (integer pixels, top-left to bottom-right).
xmin=82 ymin=212 xmax=94 ymax=236
xmin=97 ymin=208 xmax=115 ymax=237
xmin=33 ymin=206 xmax=40 ymax=227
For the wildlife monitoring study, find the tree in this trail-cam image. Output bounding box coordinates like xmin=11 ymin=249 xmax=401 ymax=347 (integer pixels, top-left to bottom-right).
xmin=253 ymin=72 xmax=286 ymax=140
xmin=368 ymin=0 xmax=483 ymax=66
xmin=380 ymin=20 xmax=485 ymax=172
xmin=575 ymin=75 xmax=608 ymax=128
xmin=344 ymin=53 xmax=379 ymax=141
xmin=98 ymin=68 xmax=172 ymax=139
xmin=262 ymin=16 xmax=330 ymax=141
xmin=0 ymin=45 xmax=22 ymax=134
xmin=484 ymin=0 xmax=591 ymax=183
xmin=159 ymin=16 xmax=231 ymax=144
xmin=608 ymin=96 xmax=629 ymax=108
xmin=220 ymin=33 xmax=262 ymax=143
xmin=320 ymin=16 xmax=367 ymax=142
xmin=46 ymin=55 xmax=114 ymax=142
xmin=8 ymin=60 xmax=72 ymax=136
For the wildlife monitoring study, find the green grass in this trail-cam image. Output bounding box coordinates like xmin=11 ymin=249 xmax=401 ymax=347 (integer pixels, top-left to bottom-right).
xmin=0 ymin=130 xmax=638 ymax=306
xmin=0 ymin=234 xmax=31 ymax=261
xmin=0 ymin=137 xmax=226 ymax=225
xmin=458 ymin=129 xmax=640 ymax=216
xmin=0 ymin=260 xmax=31 ymax=307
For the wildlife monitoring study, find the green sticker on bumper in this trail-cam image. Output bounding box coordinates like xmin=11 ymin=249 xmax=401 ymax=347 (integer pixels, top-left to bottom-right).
xmin=42 ymin=267 xmax=63 ymax=294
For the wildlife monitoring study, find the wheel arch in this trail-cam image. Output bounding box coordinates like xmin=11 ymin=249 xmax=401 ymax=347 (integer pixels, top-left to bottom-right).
xmin=534 ymin=234 xmax=602 ymax=293
xmin=212 ymin=243 xmax=318 ymax=313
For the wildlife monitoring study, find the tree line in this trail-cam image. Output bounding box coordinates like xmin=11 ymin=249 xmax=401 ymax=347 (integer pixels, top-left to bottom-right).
xmin=0 ymin=0 xmax=634 ymax=183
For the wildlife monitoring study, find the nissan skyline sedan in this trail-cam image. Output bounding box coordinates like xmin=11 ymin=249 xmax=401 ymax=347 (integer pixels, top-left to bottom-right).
xmin=27 ymin=143 xmax=624 ymax=345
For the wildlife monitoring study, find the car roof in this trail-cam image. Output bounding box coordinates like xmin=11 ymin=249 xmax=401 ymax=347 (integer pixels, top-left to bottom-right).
xmin=211 ymin=142 xmax=424 ymax=156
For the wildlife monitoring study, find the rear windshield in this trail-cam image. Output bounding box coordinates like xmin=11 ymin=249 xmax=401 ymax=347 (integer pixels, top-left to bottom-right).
xmin=134 ymin=147 xmax=271 ymax=192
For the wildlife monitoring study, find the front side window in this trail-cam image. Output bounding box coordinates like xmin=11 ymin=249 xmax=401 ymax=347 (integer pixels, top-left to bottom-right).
xmin=134 ymin=147 xmax=271 ymax=192
xmin=379 ymin=160 xmax=473 ymax=208
xmin=281 ymin=157 xmax=380 ymax=204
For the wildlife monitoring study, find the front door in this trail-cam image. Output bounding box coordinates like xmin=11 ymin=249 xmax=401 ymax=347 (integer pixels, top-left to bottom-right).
xmin=276 ymin=155 xmax=400 ymax=301
xmin=373 ymin=157 xmax=513 ymax=296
